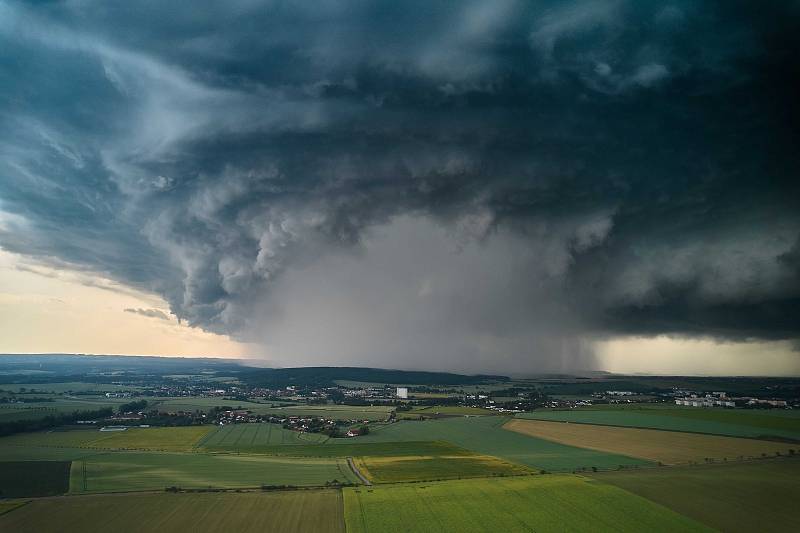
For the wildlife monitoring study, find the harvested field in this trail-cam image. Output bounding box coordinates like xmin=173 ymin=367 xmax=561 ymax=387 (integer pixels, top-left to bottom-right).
xmin=344 ymin=475 xmax=709 ymax=532
xmin=353 ymin=454 xmax=531 ymax=483
xmin=504 ymin=419 xmax=797 ymax=465
xmin=0 ymin=490 xmax=344 ymax=533
xmin=590 ymin=458 xmax=800 ymax=533
xmin=0 ymin=461 xmax=70 ymax=497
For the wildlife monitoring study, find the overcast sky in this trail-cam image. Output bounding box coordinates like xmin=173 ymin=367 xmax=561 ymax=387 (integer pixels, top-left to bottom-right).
xmin=0 ymin=1 xmax=798 ymax=375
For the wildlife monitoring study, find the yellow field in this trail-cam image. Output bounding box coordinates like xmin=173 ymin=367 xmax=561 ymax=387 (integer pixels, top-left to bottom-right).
xmin=88 ymin=426 xmax=213 ymax=451
xmin=504 ymin=419 xmax=796 ymax=465
xmin=354 ymin=454 xmax=531 ymax=483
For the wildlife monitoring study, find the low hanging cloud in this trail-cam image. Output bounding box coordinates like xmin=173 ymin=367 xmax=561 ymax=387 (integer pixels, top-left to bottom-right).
xmin=124 ymin=308 xmax=171 ymax=321
xmin=0 ymin=1 xmax=798 ymax=371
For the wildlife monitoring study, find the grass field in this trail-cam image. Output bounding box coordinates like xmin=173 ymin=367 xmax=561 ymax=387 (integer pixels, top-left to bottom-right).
xmin=354 ymin=454 xmax=531 ymax=483
xmin=200 ymin=423 xmax=328 ymax=449
xmin=518 ymin=408 xmax=800 ymax=440
xmin=329 ymin=417 xmax=651 ymax=471
xmin=0 ymin=426 xmax=213 ymax=452
xmin=69 ymin=451 xmax=357 ymax=492
xmin=505 ymin=419 xmax=797 ymax=465
xmin=0 ymin=490 xmax=344 ymax=533
xmin=344 ymin=475 xmax=710 ymax=532
xmin=0 ymin=461 xmax=70 ymax=497
xmin=591 ymin=458 xmax=800 ymax=532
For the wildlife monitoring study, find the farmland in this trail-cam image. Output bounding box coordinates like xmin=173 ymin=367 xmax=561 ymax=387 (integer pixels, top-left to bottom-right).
xmin=0 ymin=461 xmax=70 ymax=497
xmin=591 ymin=458 xmax=800 ymax=533
xmin=70 ymin=451 xmax=357 ymax=492
xmin=0 ymin=490 xmax=345 ymax=533
xmin=0 ymin=426 xmax=212 ymax=452
xmin=200 ymin=423 xmax=328 ymax=449
xmin=343 ymin=475 xmax=710 ymax=532
xmin=330 ymin=416 xmax=651 ymax=471
xmin=206 ymin=440 xmax=472 ymax=458
xmin=505 ymin=419 xmax=797 ymax=464
xmin=518 ymin=407 xmax=800 ymax=440
xmin=353 ymin=454 xmax=531 ymax=483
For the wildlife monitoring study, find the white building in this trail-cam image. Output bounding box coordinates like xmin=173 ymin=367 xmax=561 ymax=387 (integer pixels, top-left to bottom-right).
xmin=396 ymin=387 xmax=408 ymax=399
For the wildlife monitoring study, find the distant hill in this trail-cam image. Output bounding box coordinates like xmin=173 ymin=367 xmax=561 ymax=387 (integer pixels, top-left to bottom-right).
xmin=241 ymin=366 xmax=509 ymax=388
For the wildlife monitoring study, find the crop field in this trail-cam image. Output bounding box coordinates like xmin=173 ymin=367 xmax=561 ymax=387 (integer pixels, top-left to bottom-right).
xmin=200 ymin=423 xmax=328 ymax=449
xmin=253 ymin=405 xmax=393 ymax=421
xmin=505 ymin=419 xmax=796 ymax=465
xmin=0 ymin=461 xmax=70 ymax=497
xmin=329 ymin=417 xmax=651 ymax=471
xmin=402 ymin=406 xmax=497 ymax=417
xmin=91 ymin=426 xmax=213 ymax=451
xmin=0 ymin=490 xmax=345 ymax=533
xmin=0 ymin=426 xmax=213 ymax=452
xmin=207 ymin=440 xmax=470 ymax=458
xmin=70 ymin=451 xmax=357 ymax=492
xmin=0 ymin=382 xmax=142 ymax=393
xmin=591 ymin=458 xmax=800 ymax=532
xmin=518 ymin=408 xmax=800 ymax=440
xmin=344 ymin=475 xmax=709 ymax=532
xmin=353 ymin=454 xmax=531 ymax=483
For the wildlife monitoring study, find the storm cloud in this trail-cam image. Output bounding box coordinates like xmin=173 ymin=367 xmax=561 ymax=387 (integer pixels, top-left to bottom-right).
xmin=0 ymin=1 xmax=798 ymax=371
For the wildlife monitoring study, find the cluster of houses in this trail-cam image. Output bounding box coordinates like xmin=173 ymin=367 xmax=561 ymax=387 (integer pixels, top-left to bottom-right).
xmin=674 ymin=391 xmax=788 ymax=409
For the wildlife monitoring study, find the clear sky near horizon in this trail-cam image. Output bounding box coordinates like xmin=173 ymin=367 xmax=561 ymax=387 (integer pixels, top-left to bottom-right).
xmin=0 ymin=1 xmax=798 ymax=376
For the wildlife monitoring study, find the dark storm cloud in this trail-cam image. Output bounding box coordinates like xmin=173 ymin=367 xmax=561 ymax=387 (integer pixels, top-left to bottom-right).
xmin=0 ymin=1 xmax=798 ymax=369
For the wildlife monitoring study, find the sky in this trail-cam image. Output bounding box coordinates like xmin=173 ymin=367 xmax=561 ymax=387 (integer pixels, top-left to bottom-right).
xmin=0 ymin=1 xmax=798 ymax=375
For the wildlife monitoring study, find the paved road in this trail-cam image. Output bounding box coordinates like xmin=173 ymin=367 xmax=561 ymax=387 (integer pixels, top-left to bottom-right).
xmin=347 ymin=456 xmax=372 ymax=486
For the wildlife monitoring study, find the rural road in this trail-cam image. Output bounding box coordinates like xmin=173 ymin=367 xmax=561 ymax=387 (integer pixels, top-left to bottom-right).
xmin=347 ymin=457 xmax=372 ymax=486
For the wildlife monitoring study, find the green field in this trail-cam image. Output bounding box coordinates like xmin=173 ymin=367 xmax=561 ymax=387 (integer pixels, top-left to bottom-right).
xmin=344 ymin=475 xmax=710 ymax=532
xmin=0 ymin=490 xmax=344 ymax=533
xmin=0 ymin=426 xmax=212 ymax=452
xmin=518 ymin=408 xmax=800 ymax=440
xmin=399 ymin=406 xmax=497 ymax=418
xmin=205 ymin=440 xmax=470 ymax=458
xmin=591 ymin=458 xmax=800 ymax=532
xmin=152 ymin=399 xmax=392 ymax=421
xmin=354 ymin=454 xmax=532 ymax=483
xmin=329 ymin=417 xmax=650 ymax=471
xmin=0 ymin=461 xmax=70 ymax=497
xmin=200 ymin=423 xmax=328 ymax=449
xmin=70 ymin=451 xmax=357 ymax=492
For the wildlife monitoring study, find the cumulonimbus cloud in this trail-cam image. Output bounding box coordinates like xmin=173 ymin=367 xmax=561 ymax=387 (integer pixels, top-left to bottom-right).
xmin=0 ymin=1 xmax=798 ymax=370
